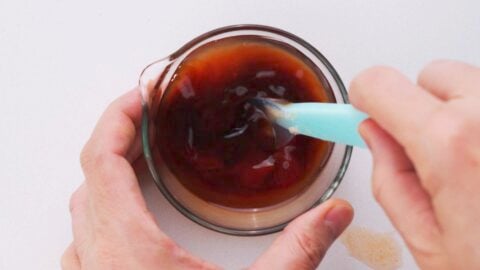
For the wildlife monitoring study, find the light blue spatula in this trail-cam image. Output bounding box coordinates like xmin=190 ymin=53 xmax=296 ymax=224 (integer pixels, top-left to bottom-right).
xmin=251 ymin=98 xmax=369 ymax=148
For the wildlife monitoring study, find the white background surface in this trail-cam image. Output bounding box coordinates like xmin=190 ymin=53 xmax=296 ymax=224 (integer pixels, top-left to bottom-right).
xmin=1 ymin=1 xmax=479 ymax=269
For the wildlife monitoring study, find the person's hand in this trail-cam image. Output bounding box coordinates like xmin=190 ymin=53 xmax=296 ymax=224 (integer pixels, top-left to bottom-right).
xmin=350 ymin=60 xmax=480 ymax=269
xmin=61 ymin=89 xmax=353 ymax=270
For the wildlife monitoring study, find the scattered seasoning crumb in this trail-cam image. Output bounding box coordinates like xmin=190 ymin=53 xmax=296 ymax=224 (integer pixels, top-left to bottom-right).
xmin=340 ymin=226 xmax=402 ymax=270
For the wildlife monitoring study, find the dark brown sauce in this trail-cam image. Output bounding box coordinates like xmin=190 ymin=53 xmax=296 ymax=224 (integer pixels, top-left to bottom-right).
xmin=154 ymin=36 xmax=334 ymax=208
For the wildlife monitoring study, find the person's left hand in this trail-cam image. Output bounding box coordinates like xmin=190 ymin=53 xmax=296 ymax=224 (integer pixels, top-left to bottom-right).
xmin=61 ymin=89 xmax=353 ymax=270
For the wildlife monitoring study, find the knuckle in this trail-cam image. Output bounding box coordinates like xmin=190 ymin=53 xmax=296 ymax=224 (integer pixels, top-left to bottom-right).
xmin=296 ymin=232 xmax=325 ymax=267
xmin=284 ymin=225 xmax=327 ymax=269
xmin=156 ymin=238 xmax=180 ymax=257
xmin=419 ymin=109 xmax=476 ymax=192
xmin=80 ymin=143 xmax=115 ymax=174
xmin=352 ymin=66 xmax=400 ymax=89
xmin=69 ymin=186 xmax=84 ymax=214
xmin=80 ymin=150 xmax=112 ymax=175
xmin=440 ymin=123 xmax=468 ymax=151
xmin=60 ymin=245 xmax=75 ymax=270
xmin=425 ymin=59 xmax=457 ymax=70
xmin=418 ymin=59 xmax=455 ymax=84
xmin=91 ymin=240 xmax=115 ymax=263
xmin=425 ymin=111 xmax=470 ymax=154
xmin=79 ymin=144 xmax=93 ymax=171
xmin=60 ymin=253 xmax=68 ymax=270
xmin=159 ymin=237 xmax=177 ymax=251
xmin=350 ymin=66 xmax=401 ymax=105
xmin=69 ymin=193 xmax=78 ymax=214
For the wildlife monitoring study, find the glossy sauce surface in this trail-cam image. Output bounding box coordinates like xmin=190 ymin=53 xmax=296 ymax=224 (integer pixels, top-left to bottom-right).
xmin=155 ymin=36 xmax=334 ymax=208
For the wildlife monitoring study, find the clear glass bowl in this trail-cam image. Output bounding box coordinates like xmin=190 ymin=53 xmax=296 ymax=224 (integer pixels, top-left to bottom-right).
xmin=139 ymin=24 xmax=352 ymax=236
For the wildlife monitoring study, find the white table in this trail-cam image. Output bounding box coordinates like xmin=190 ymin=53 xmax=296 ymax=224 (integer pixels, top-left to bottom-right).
xmin=1 ymin=1 xmax=479 ymax=269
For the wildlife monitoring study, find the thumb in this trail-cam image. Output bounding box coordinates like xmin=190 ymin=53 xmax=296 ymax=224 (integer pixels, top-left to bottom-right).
xmin=251 ymin=199 xmax=353 ymax=270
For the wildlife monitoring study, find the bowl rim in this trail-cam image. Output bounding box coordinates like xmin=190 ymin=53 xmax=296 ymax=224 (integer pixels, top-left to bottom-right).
xmin=140 ymin=24 xmax=353 ymax=236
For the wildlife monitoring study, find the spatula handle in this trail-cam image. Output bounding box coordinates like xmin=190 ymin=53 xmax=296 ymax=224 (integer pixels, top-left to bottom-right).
xmin=278 ymin=103 xmax=369 ymax=147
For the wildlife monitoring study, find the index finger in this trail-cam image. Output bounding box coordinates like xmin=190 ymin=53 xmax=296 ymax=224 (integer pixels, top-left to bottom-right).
xmin=80 ymin=89 xmax=147 ymax=212
xmin=349 ymin=66 xmax=442 ymax=148
xmin=85 ymin=89 xmax=143 ymax=158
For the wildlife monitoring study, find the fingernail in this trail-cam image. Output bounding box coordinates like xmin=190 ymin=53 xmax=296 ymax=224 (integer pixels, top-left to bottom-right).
xmin=324 ymin=205 xmax=352 ymax=237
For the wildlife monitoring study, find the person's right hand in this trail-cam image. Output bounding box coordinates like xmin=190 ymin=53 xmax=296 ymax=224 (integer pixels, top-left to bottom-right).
xmin=349 ymin=60 xmax=480 ymax=269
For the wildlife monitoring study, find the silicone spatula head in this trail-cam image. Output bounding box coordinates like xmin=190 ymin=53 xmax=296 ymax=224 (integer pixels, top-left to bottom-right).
xmin=248 ymin=98 xmax=295 ymax=149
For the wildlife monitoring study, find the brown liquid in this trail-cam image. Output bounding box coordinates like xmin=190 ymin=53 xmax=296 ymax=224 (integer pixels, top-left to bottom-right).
xmin=155 ymin=36 xmax=334 ymax=208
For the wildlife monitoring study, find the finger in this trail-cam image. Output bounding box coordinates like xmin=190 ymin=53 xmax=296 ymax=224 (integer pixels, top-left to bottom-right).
xmin=418 ymin=60 xmax=480 ymax=100
xmin=350 ymin=66 xmax=442 ymax=148
xmin=126 ymin=121 xmax=156 ymax=163
xmin=80 ymin=89 xmax=147 ymax=213
xmin=82 ymin=89 xmax=142 ymax=159
xmin=69 ymin=183 xmax=90 ymax=246
xmin=126 ymin=128 xmax=143 ymax=163
xmin=359 ymin=119 xmax=443 ymax=258
xmin=61 ymin=242 xmax=81 ymax=270
xmin=251 ymin=199 xmax=353 ymax=270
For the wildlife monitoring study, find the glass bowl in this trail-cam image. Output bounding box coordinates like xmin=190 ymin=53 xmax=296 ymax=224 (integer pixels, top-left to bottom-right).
xmin=139 ymin=24 xmax=352 ymax=236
